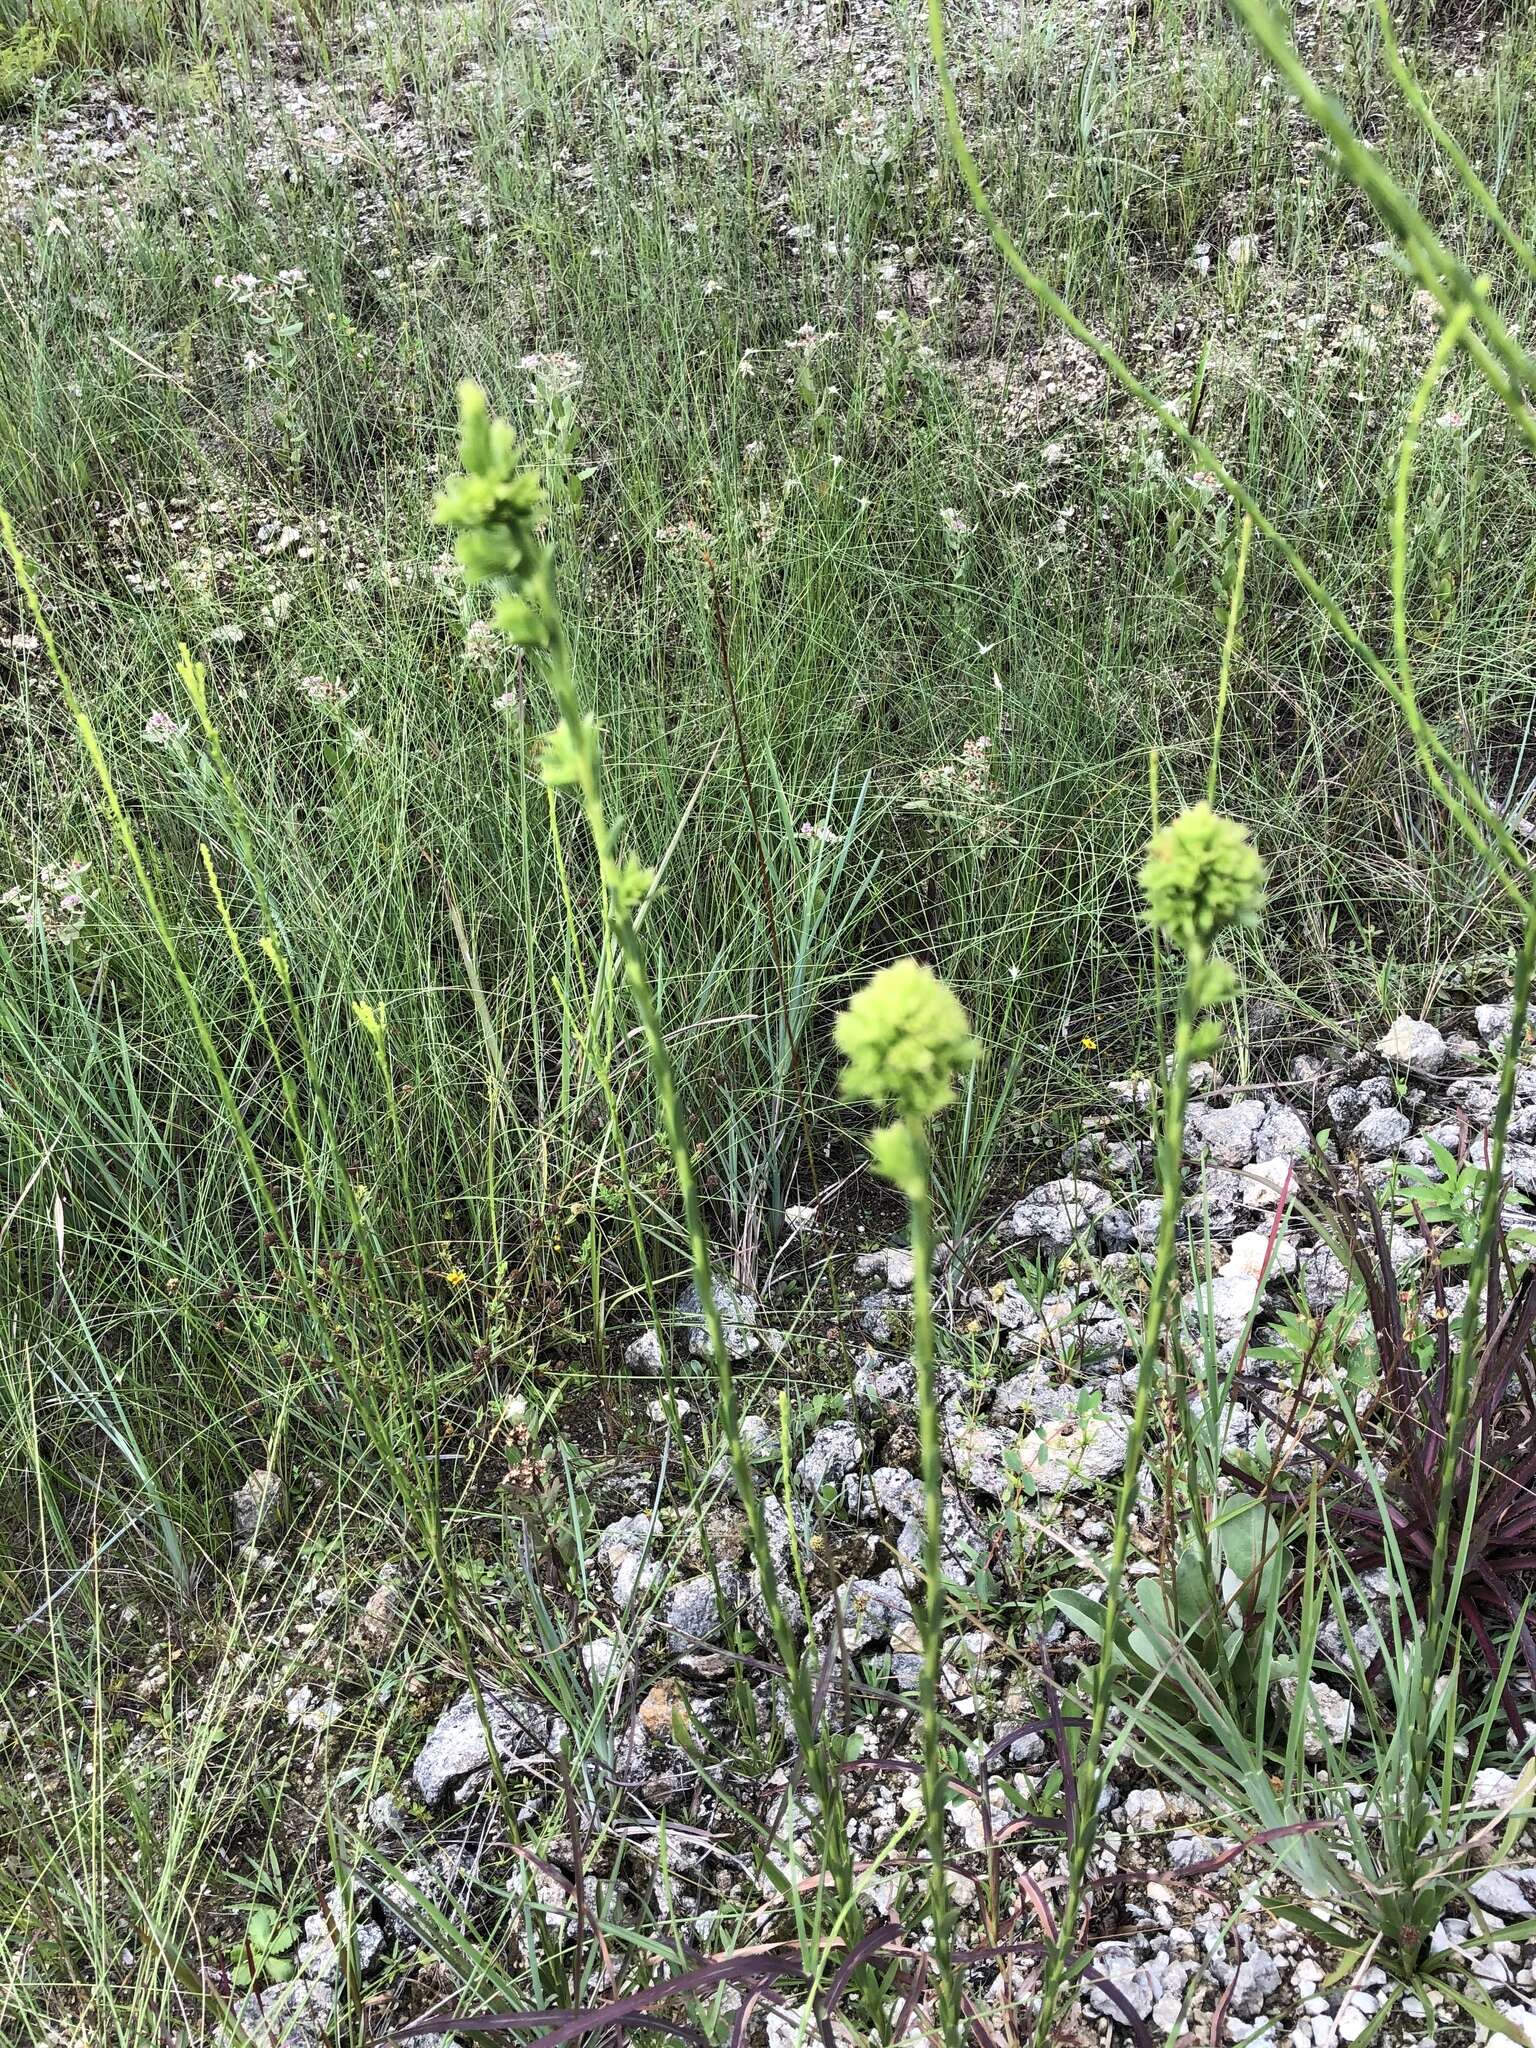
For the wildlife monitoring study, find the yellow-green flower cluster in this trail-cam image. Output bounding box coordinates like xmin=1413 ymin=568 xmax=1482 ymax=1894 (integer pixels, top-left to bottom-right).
xmin=536 ymin=708 xmax=599 ymax=800
xmin=836 ymin=959 xmax=976 ymax=1137
xmin=1139 ymin=801 xmax=1264 ymax=956
xmin=431 ymin=382 xmax=553 ymax=648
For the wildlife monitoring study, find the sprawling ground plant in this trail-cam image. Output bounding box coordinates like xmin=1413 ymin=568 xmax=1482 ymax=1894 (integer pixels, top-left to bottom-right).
xmin=1304 ymin=1183 xmax=1536 ymax=1721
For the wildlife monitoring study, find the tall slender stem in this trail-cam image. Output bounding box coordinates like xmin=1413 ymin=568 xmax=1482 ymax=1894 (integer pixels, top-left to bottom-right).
xmin=907 ymin=1113 xmax=961 ymax=2048
xmin=1034 ymin=968 xmax=1197 ymax=2043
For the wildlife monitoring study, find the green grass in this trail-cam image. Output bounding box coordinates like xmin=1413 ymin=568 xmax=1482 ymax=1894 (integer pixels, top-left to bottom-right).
xmin=6 ymin=0 xmax=1536 ymax=2039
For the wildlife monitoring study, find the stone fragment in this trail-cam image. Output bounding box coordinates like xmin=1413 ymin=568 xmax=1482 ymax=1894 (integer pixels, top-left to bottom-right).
xmin=1227 ymin=1228 xmax=1297 ymax=1280
xmin=1470 ymin=1867 xmax=1536 ymax=1918
xmin=1167 ymin=1833 xmax=1236 ymax=1870
xmin=1352 ymin=1107 xmax=1410 ymax=1160
xmin=854 ymin=1247 xmax=915 ymax=1290
xmin=1016 ymin=1410 xmax=1129 ymax=1495
xmin=892 ymin=1490 xmax=985 ymax=1583
xmin=678 ymin=1278 xmax=760 ymax=1360
xmin=1467 ymin=1767 xmax=1531 ymax=1817
xmin=826 ymin=1577 xmax=912 ymax=1652
xmin=636 ymin=1678 xmax=687 ymax=1740
xmin=597 ymin=1514 xmax=661 ymax=1610
xmin=1180 ymin=1167 xmax=1248 ymax=1243
xmin=1299 ymin=1244 xmax=1351 ymax=1307
xmin=1186 ymin=1098 xmax=1267 ymax=1168
xmin=992 ymin=1368 xmax=1075 ymax=1424
xmin=233 ymin=1468 xmax=284 ymax=1544
xmin=1256 ymin=1102 xmax=1311 ymax=1159
xmin=623 ymin=1327 xmax=664 ymax=1374
xmin=1476 ymin=999 xmax=1514 ymax=1048
xmin=1085 ymin=1943 xmax=1158 ymax=2023
xmin=1277 ymin=1676 xmax=1354 ymax=1754
xmin=947 ymin=1423 xmax=1012 ymax=1500
xmin=1006 ymin=1178 xmax=1113 ymax=1257
xmin=737 ymin=1414 xmax=778 ymax=1463
xmin=796 ymin=1423 xmax=862 ymax=1496
xmin=859 ymin=1289 xmax=902 ymax=1345
xmin=1124 ymin=1787 xmax=1170 ymax=1832
xmin=1231 ymin=1946 xmax=1283 ymax=2018
xmin=665 ymin=1572 xmax=746 ymax=1655
xmin=1326 ymin=1084 xmax=1365 ymax=1133
xmin=580 ymin=1637 xmax=624 ymax=1685
xmin=1378 ymin=1014 xmax=1447 ymax=1073
xmin=871 ymin=1466 xmax=924 ymax=1521
xmin=1062 ymin=1130 xmax=1139 ymax=1177
xmin=853 ymin=1353 xmax=916 ymax=1415
xmin=413 ymin=1688 xmax=565 ymax=1808
xmin=296 ymin=1888 xmax=385 ymax=1987
xmin=221 ymin=1980 xmax=328 ymax=2048
xmin=358 ymin=1567 xmax=404 ymax=1650
xmin=1239 ymin=1155 xmax=1295 ymax=1213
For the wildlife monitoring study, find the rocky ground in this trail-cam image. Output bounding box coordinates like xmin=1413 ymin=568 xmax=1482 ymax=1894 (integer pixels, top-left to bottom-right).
xmin=221 ymin=996 xmax=1536 ymax=2048
xmin=9 ymin=6 xmax=1536 ymax=2043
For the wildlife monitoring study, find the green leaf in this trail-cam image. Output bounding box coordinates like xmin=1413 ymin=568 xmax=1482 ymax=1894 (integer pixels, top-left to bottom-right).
xmin=1172 ymin=1545 xmax=1213 ymax=1634
xmin=1436 ymin=1979 xmax=1536 ymax=2046
xmin=1050 ymin=1587 xmax=1110 ymax=1643
xmin=1267 ymin=1899 xmax=1359 ymax=1949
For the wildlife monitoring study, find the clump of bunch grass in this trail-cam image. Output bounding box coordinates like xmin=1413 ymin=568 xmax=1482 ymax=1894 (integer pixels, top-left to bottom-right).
xmin=0 ymin=23 xmax=56 ymax=111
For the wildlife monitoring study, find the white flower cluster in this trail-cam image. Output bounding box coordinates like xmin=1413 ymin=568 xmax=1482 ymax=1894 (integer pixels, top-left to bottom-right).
xmin=3 ymin=858 xmax=93 ymax=946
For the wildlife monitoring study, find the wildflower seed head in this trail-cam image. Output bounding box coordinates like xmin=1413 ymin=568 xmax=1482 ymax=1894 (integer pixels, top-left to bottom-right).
xmin=1139 ymin=802 xmax=1264 ymax=956
xmin=835 ymin=959 xmax=977 ymax=1121
xmin=433 ymin=382 xmax=554 ymax=647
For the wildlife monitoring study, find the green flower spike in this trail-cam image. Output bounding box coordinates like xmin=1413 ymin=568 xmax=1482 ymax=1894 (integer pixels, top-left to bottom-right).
xmin=536 ymin=713 xmax=599 ymax=796
xmin=1139 ymin=800 xmax=1265 ymax=957
xmin=836 ymin=959 xmax=977 ymax=1195
xmin=836 ymin=955 xmax=975 ymax=2048
xmin=835 ymin=959 xmax=977 ymax=1119
xmin=432 ymin=382 xmax=553 ymax=646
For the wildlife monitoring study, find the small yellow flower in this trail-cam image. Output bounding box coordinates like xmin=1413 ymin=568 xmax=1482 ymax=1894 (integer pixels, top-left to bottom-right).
xmin=1081 ymin=1035 xmax=1098 ymax=1051
xmin=443 ymin=1268 xmax=467 ymax=1288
